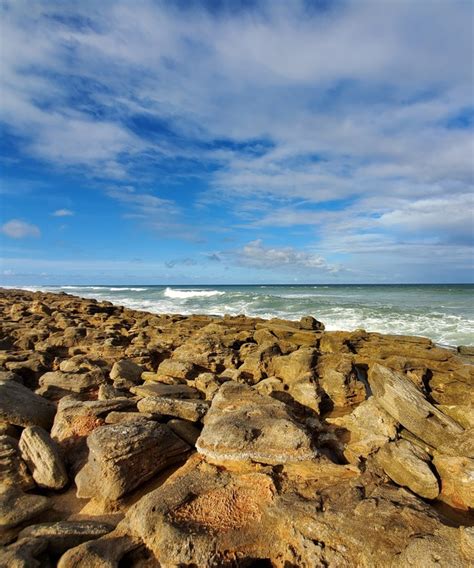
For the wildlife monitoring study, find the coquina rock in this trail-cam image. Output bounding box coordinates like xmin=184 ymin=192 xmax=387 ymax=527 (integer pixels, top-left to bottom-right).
xmin=376 ymin=439 xmax=439 ymax=499
xmin=137 ymin=397 xmax=209 ymax=422
xmin=18 ymin=521 xmax=113 ymax=555
xmin=19 ymin=426 xmax=68 ymax=490
xmin=0 ymin=485 xmax=50 ymax=530
xmin=0 ymin=434 xmax=35 ymax=490
xmin=75 ymin=420 xmax=190 ymax=501
xmin=196 ymin=382 xmax=317 ymax=464
xmin=0 ymin=379 xmax=55 ymax=429
xmin=368 ymin=364 xmax=465 ymax=452
xmin=432 ymin=452 xmax=474 ymax=510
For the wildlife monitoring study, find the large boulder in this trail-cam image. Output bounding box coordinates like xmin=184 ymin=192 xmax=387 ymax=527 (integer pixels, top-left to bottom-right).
xmin=376 ymin=440 xmax=439 ymax=499
xmin=75 ymin=421 xmax=190 ymax=501
xmin=196 ymin=382 xmax=317 ymax=465
xmin=19 ymin=426 xmax=68 ymax=490
xmin=0 ymin=380 xmax=55 ymax=429
xmin=368 ymin=364 xmax=464 ymax=453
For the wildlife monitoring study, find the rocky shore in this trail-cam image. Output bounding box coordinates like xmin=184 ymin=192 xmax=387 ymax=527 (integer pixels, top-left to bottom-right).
xmin=0 ymin=287 xmax=473 ymax=567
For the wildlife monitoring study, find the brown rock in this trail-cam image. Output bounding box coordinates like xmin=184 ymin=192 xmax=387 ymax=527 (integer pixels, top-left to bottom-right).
xmin=137 ymin=397 xmax=209 ymax=422
xmin=329 ymin=398 xmax=397 ymax=463
xmin=75 ymin=421 xmax=189 ymax=500
xmin=19 ymin=426 xmax=68 ymax=490
xmin=0 ymin=435 xmax=34 ymax=490
xmin=0 ymin=380 xmax=55 ymax=429
xmin=196 ymin=382 xmax=316 ymax=464
xmin=18 ymin=520 xmax=113 ymax=555
xmin=109 ymin=359 xmax=143 ymax=384
xmin=0 ymin=485 xmax=50 ymax=529
xmin=368 ymin=364 xmax=465 ymax=453
xmin=432 ymin=453 xmax=474 ymax=510
xmin=130 ymin=382 xmax=201 ymax=399
xmin=376 ymin=439 xmax=439 ymax=499
xmin=156 ymin=359 xmax=195 ymax=380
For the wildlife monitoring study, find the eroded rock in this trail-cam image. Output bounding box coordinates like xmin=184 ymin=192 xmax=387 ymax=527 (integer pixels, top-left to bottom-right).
xmin=196 ymin=382 xmax=317 ymax=464
xmin=75 ymin=421 xmax=190 ymax=501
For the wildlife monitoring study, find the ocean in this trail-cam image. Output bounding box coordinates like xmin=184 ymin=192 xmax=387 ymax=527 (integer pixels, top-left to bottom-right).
xmin=14 ymin=284 xmax=474 ymax=347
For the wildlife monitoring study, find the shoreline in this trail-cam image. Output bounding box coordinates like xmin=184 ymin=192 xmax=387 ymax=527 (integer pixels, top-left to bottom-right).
xmin=0 ymin=287 xmax=473 ymax=566
xmin=1 ymin=284 xmax=472 ymax=348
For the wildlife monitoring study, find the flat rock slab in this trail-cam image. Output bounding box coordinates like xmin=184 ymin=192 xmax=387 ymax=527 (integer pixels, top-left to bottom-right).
xmin=18 ymin=521 xmax=113 ymax=555
xmin=75 ymin=420 xmax=190 ymax=501
xmin=368 ymin=364 xmax=464 ymax=453
xmin=131 ymin=383 xmax=201 ymax=399
xmin=0 ymin=486 xmax=51 ymax=529
xmin=376 ymin=439 xmax=439 ymax=499
xmin=0 ymin=379 xmax=55 ymax=429
xmin=137 ymin=397 xmax=209 ymax=422
xmin=196 ymin=382 xmax=317 ymax=464
xmin=19 ymin=426 xmax=68 ymax=490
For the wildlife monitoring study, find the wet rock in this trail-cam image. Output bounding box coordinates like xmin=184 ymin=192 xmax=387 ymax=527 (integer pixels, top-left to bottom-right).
xmin=0 ymin=380 xmax=55 ymax=429
xmin=0 ymin=435 xmax=34 ymax=490
xmin=368 ymin=364 xmax=465 ymax=453
xmin=18 ymin=521 xmax=113 ymax=555
xmin=109 ymin=359 xmax=143 ymax=384
xmin=376 ymin=439 xmax=439 ymax=499
xmin=19 ymin=426 xmax=68 ymax=490
xmin=458 ymin=345 xmax=474 ymax=356
xmin=196 ymin=382 xmax=316 ymax=464
xmin=299 ymin=315 xmax=325 ymax=330
xmin=0 ymin=485 xmax=50 ymax=529
xmin=432 ymin=453 xmax=474 ymax=510
xmin=137 ymin=397 xmax=209 ymax=422
xmin=75 ymin=421 xmax=190 ymax=501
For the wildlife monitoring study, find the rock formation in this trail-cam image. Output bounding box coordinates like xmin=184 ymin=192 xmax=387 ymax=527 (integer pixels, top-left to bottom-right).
xmin=0 ymin=288 xmax=472 ymax=566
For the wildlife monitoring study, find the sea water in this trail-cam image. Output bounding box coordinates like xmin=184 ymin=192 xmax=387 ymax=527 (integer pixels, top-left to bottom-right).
xmin=13 ymin=284 xmax=473 ymax=347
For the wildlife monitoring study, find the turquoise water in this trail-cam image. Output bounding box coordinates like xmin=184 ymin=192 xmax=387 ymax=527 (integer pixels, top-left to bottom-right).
xmin=17 ymin=284 xmax=473 ymax=347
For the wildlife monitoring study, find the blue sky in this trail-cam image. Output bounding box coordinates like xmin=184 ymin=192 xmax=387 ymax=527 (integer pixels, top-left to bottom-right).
xmin=0 ymin=0 xmax=473 ymax=285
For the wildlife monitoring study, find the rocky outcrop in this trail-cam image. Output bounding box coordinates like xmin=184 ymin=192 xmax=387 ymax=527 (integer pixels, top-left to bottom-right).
xmin=196 ymin=382 xmax=317 ymax=464
xmin=75 ymin=421 xmax=190 ymax=500
xmin=0 ymin=288 xmax=472 ymax=567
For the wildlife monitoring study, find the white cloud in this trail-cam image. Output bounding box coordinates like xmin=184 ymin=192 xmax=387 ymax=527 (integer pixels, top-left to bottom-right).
xmin=52 ymin=209 xmax=74 ymax=217
xmin=228 ymin=239 xmax=338 ymax=272
xmin=1 ymin=220 xmax=41 ymax=239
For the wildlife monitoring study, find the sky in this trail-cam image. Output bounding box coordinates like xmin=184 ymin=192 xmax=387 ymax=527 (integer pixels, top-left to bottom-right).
xmin=0 ymin=0 xmax=473 ymax=285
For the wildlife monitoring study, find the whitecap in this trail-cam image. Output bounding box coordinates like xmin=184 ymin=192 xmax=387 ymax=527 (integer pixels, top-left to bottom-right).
xmin=164 ymin=287 xmax=225 ymax=299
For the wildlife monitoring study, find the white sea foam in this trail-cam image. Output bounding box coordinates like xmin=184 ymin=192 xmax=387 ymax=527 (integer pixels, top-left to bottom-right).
xmin=164 ymin=287 xmax=225 ymax=299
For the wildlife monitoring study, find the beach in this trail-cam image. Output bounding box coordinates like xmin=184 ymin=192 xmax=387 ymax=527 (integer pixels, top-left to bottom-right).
xmin=0 ymin=287 xmax=473 ymax=566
